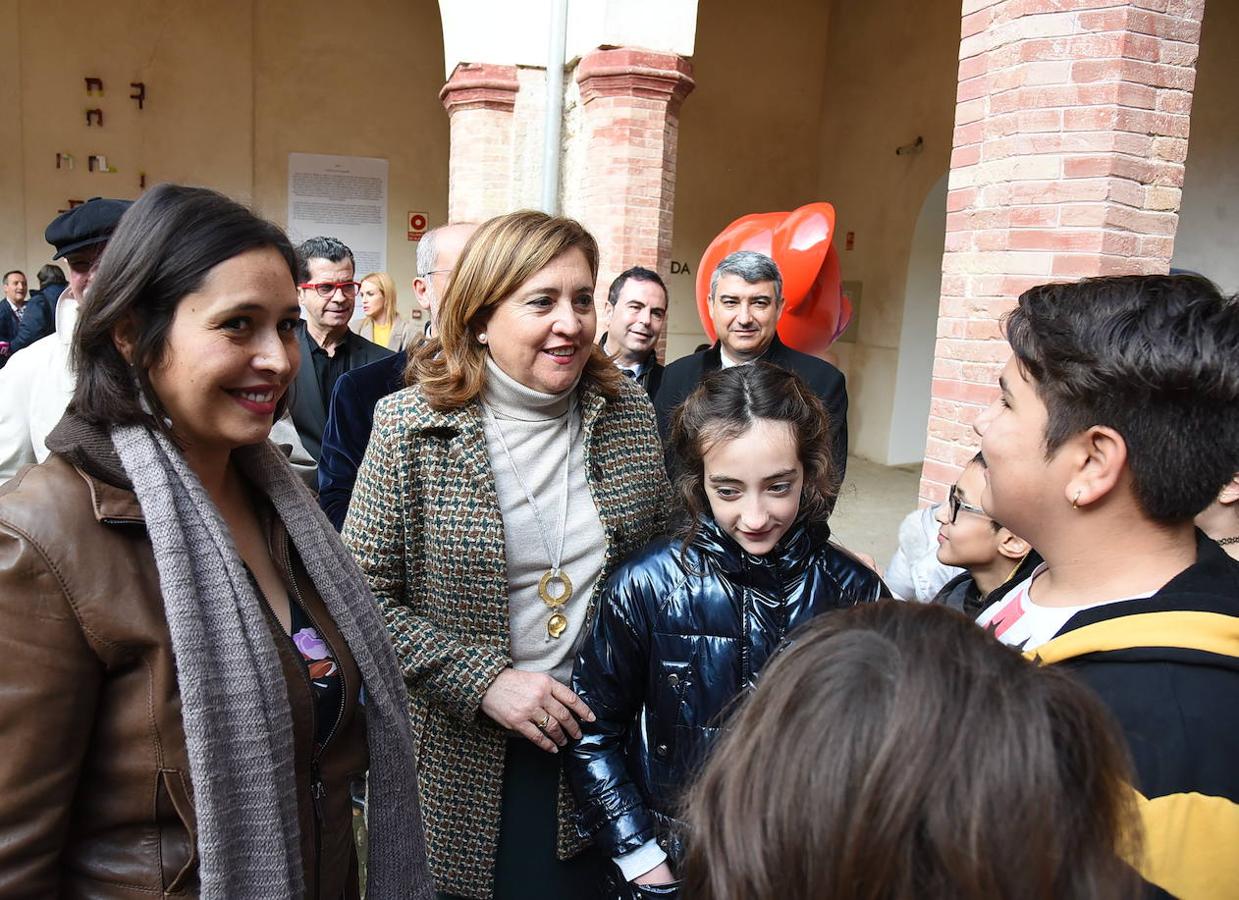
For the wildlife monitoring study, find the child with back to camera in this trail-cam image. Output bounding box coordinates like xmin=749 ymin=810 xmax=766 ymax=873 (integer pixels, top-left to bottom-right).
xmin=682 ymin=600 xmax=1142 ymax=900
xmin=566 ymin=362 xmax=885 ymax=898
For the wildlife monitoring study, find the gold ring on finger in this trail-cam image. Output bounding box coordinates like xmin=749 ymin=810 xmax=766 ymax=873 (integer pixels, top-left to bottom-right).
xmin=538 ymin=712 xmax=551 ymax=730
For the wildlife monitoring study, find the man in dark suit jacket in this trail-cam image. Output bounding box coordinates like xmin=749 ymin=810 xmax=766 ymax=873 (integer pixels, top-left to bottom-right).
xmin=598 ymin=266 xmax=668 ymax=399
xmin=318 ymin=351 xmax=407 ymax=529
xmin=654 ymin=250 xmax=849 ymax=485
xmin=289 ymin=237 xmax=393 ymax=461
xmin=0 ymin=271 xmax=28 ymax=368
xmin=317 ymin=222 xmax=477 ymax=529
xmin=10 ymin=267 xmax=68 ymax=355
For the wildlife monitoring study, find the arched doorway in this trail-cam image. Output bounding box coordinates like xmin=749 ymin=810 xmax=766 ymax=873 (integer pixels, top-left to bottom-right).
xmin=886 ymin=171 xmax=948 ymax=465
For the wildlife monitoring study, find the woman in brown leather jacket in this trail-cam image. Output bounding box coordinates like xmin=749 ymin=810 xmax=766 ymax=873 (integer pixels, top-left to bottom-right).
xmin=0 ymin=184 xmax=431 ymax=899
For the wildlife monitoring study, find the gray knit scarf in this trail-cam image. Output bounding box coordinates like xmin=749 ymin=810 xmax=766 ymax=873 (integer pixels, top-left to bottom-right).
xmin=111 ymin=423 xmax=432 ymax=899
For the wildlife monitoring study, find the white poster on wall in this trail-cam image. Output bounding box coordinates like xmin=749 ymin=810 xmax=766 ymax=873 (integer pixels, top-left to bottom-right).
xmin=287 ymin=152 xmax=388 ymax=281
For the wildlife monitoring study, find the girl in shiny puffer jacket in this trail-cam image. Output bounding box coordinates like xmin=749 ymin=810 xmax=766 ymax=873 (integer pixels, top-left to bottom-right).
xmin=567 ymin=362 xmax=886 ymax=899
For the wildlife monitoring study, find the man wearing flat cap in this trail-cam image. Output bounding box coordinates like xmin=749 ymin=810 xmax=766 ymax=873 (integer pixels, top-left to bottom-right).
xmin=0 ymin=198 xmax=131 ymax=483
xmin=0 ymin=196 xmax=316 ymax=486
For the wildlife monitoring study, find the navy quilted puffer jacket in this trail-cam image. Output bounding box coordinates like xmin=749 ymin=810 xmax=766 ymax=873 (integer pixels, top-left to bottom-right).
xmin=567 ymin=516 xmax=886 ymax=858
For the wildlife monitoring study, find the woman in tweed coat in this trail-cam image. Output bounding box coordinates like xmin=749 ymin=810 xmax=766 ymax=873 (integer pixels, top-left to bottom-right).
xmin=344 ymin=210 xmax=670 ymax=899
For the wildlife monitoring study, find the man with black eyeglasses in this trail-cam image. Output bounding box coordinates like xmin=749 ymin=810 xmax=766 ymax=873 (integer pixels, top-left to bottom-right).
xmin=290 ymin=236 xmax=393 ymax=462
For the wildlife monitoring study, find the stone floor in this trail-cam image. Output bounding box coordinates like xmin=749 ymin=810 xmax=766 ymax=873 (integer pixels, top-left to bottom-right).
xmin=829 ymin=455 xmax=923 ymax=570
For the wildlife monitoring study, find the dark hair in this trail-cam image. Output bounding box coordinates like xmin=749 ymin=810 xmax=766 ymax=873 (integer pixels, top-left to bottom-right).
xmin=70 ymin=183 xmax=298 ymax=441
xmin=37 ymin=264 xmax=67 ymax=288
xmin=669 ymin=363 xmax=835 ymax=546
xmin=295 ymin=235 xmax=354 ymax=283
xmin=2 ymin=270 xmax=23 ymax=284
xmin=683 ymin=600 xmax=1141 ymax=900
xmin=1006 ymin=274 xmax=1239 ymax=522
xmin=606 ymin=266 xmax=667 ymax=307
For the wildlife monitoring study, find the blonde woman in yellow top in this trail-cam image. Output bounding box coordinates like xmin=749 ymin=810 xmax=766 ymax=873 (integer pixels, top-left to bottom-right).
xmin=351 ymin=271 xmax=417 ymax=351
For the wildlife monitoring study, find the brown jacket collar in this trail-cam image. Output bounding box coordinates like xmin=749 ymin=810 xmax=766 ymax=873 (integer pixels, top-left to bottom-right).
xmin=45 ymin=413 xmax=144 ymax=524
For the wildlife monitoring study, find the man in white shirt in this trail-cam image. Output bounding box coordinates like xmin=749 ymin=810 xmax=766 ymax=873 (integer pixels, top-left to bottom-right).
xmin=0 ymin=198 xmax=131 ymax=483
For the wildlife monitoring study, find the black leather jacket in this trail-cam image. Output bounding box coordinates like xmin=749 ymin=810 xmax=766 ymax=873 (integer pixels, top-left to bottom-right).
xmin=567 ymin=516 xmax=886 ymax=858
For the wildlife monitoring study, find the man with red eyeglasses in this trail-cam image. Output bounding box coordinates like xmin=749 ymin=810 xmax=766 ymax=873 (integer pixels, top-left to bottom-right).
xmin=290 ymin=236 xmax=393 ymax=462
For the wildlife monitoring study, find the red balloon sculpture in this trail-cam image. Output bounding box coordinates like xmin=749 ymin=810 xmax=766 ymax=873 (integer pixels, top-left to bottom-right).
xmin=695 ymin=202 xmax=851 ymax=359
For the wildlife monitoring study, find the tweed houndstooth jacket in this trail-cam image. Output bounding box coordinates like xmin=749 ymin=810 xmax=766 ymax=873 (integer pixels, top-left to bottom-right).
xmin=344 ymin=375 xmax=670 ymax=899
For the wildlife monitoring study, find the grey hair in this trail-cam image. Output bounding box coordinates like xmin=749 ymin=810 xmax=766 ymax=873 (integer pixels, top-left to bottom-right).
xmin=295 ymin=235 xmax=354 ymax=283
xmin=709 ymin=250 xmax=783 ymax=301
xmin=416 ymin=223 xmax=477 ymax=277
xmin=415 ymin=227 xmax=441 ymax=278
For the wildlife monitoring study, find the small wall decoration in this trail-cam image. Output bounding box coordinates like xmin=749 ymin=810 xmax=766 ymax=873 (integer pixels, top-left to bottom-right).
xmin=895 ymin=136 xmax=924 ymax=157
xmin=86 ymin=108 xmax=103 ymax=127
xmin=56 ymin=152 xmax=76 ymax=170
xmin=88 ymin=154 xmax=116 ymax=173
xmin=140 ymin=172 xmax=147 ymax=189
xmin=84 ymin=77 xmax=103 ymax=95
xmin=130 ymin=82 xmax=146 ymax=110
xmin=407 ymin=211 xmax=428 ymax=241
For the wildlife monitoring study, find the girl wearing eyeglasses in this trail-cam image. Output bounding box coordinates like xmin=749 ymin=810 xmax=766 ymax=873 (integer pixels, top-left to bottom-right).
xmin=933 ymin=452 xmax=1034 ymax=617
xmin=566 ymin=363 xmax=886 ymax=898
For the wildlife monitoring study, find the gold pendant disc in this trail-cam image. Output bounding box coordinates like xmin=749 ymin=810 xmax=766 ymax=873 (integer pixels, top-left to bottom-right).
xmin=547 ymin=612 xmax=569 ymax=639
xmin=538 ymin=570 xmax=573 ymax=607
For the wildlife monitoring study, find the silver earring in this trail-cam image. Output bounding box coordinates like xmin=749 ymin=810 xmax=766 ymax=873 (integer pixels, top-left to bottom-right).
xmin=478 ymin=333 xmax=488 ymax=344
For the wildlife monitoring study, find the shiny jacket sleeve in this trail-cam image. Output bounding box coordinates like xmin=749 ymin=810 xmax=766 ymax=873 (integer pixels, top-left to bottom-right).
xmin=343 ymin=410 xmax=509 ymax=722
xmin=0 ymin=519 xmax=101 ymax=891
xmin=567 ymin=570 xmax=656 ymax=857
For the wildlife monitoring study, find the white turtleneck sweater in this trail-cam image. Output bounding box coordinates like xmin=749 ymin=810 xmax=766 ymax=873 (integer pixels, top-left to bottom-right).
xmin=481 ymin=358 xmax=607 ymax=684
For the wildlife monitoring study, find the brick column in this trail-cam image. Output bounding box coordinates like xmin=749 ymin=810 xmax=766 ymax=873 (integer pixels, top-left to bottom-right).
xmin=919 ymin=0 xmax=1207 ymax=504
xmin=571 ymin=49 xmax=695 ymax=353
xmin=440 ymin=63 xmax=520 ymax=222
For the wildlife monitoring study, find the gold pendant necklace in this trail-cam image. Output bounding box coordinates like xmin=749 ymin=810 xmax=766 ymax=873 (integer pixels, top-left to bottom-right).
xmin=539 ymin=570 xmax=574 ymax=638
xmin=484 ymin=398 xmax=576 ymax=639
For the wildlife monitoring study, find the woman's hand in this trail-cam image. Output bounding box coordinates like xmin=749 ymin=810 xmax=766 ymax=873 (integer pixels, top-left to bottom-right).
xmin=634 ymin=862 xmax=676 ymax=886
xmin=480 ymin=668 xmax=596 ymax=752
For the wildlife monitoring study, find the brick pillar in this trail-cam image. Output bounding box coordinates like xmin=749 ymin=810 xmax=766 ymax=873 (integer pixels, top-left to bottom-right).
xmin=570 ymin=49 xmax=695 ymax=356
xmin=919 ymin=0 xmax=1207 ymax=504
xmin=440 ymin=63 xmax=521 ymax=222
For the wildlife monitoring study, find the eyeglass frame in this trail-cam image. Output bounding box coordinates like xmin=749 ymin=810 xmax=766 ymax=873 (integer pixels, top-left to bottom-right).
xmin=298 ymin=280 xmax=362 ymax=299
xmin=947 ymin=484 xmax=991 ymax=525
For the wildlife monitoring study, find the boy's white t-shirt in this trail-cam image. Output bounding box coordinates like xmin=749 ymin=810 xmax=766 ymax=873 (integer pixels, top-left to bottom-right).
xmin=976 ymin=564 xmax=1154 ymax=652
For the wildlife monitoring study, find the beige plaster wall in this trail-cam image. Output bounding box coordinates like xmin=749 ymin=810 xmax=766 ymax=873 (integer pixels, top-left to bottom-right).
xmin=815 ymin=0 xmax=960 ymax=464
xmin=1173 ymin=0 xmax=1239 ymax=294
xmin=0 ymin=0 xmax=449 ymax=317
xmin=0 ymin=0 xmax=25 ymax=273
